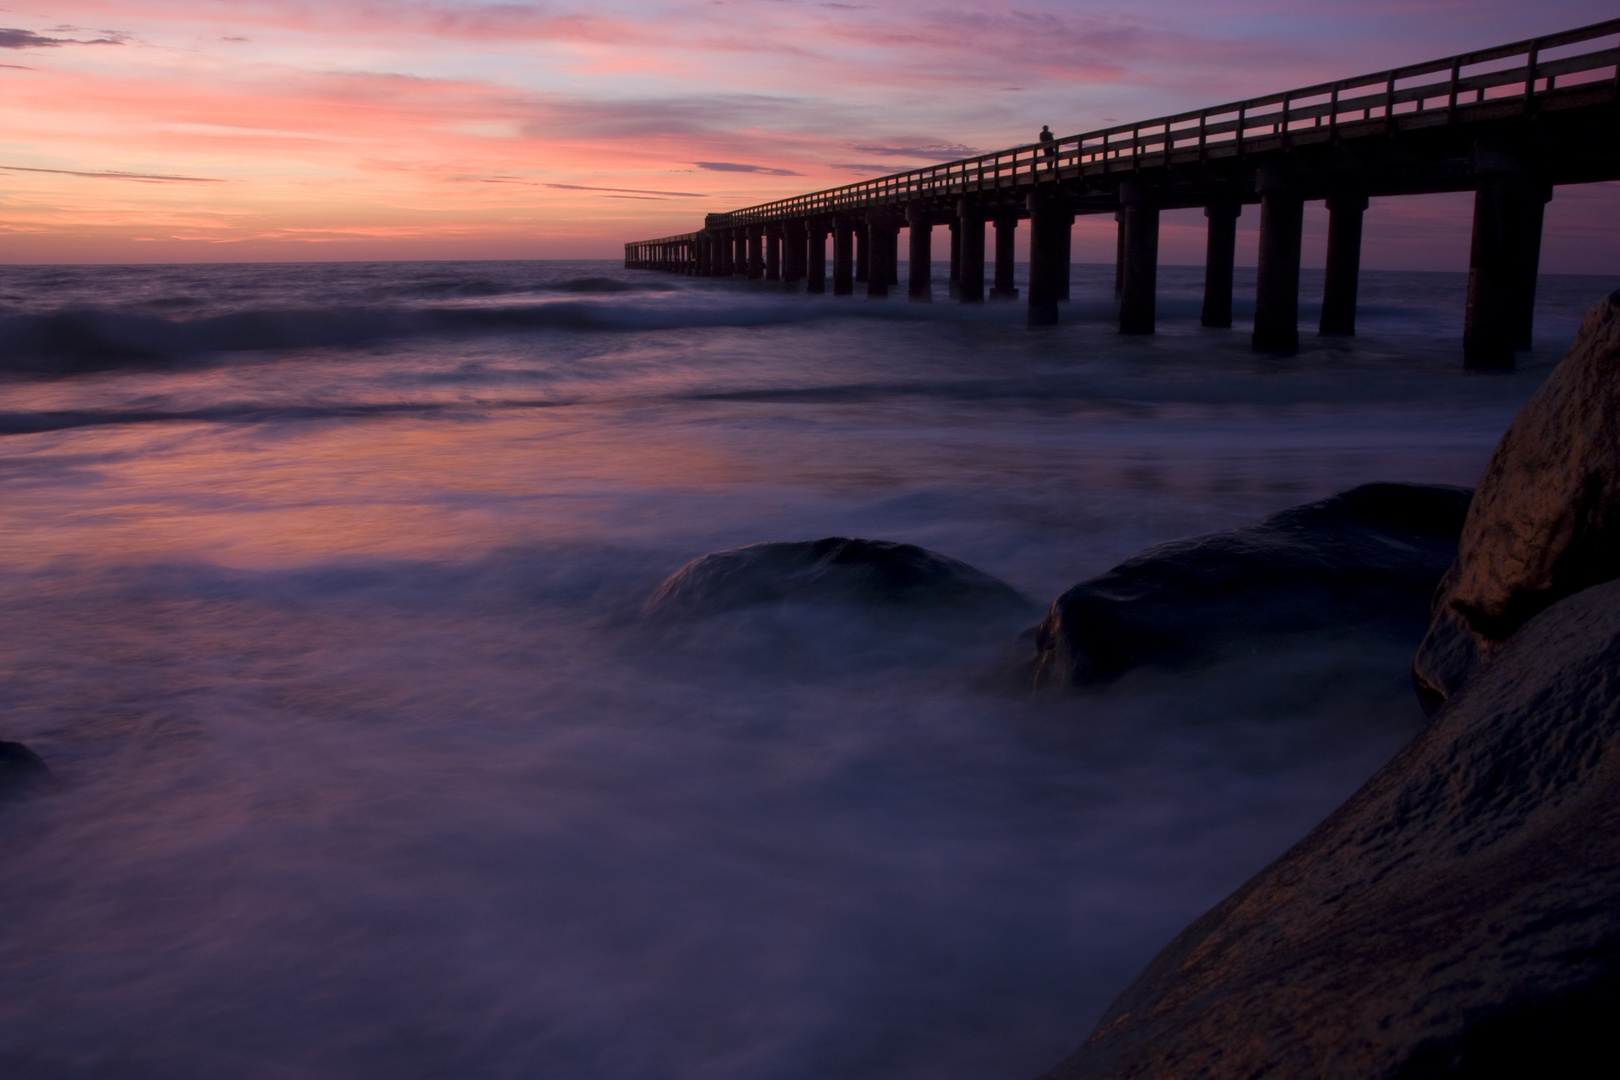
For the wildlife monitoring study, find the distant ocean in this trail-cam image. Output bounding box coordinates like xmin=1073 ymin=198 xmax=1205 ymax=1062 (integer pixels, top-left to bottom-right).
xmin=0 ymin=259 xmax=1613 ymax=1079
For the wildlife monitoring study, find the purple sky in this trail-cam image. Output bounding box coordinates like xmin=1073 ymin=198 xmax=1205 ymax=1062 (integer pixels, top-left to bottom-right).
xmin=1 ymin=0 xmax=1616 ymax=267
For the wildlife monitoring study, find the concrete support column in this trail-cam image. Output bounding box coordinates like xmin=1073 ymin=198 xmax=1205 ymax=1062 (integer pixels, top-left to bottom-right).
xmin=765 ymin=226 xmax=782 ymax=282
xmin=1118 ymin=180 xmax=1160 ymax=335
xmin=806 ymin=220 xmax=828 ymax=294
xmin=866 ymin=212 xmax=898 ymax=299
xmin=1252 ymin=162 xmax=1304 ymax=353
xmin=1465 ymin=140 xmax=1550 ymax=368
xmin=957 ymin=199 xmax=985 ymax=304
xmin=746 ymin=227 xmax=764 ymax=280
xmin=906 ymin=205 xmax=932 ymax=302
xmin=833 ymin=217 xmax=855 ymax=296
xmin=948 ymin=220 xmax=962 ymax=298
xmin=991 ymin=215 xmax=1019 ymax=300
xmin=1319 ymin=192 xmax=1368 ymax=336
xmin=1058 ymin=214 xmax=1072 ymax=301
xmin=855 ymin=223 xmax=870 ymax=283
xmin=733 ymin=232 xmax=746 ymax=276
xmin=1027 ymin=191 xmax=1070 ymax=327
xmin=1200 ymin=201 xmax=1241 ymax=328
xmin=783 ymin=223 xmax=805 ymax=284
xmin=1114 ymin=210 xmax=1126 ymax=298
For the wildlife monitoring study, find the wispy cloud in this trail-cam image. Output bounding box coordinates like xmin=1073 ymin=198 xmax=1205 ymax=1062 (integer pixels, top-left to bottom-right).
xmin=0 ymin=164 xmax=223 ymax=182
xmin=695 ymin=161 xmax=801 ymax=176
xmin=0 ymin=26 xmax=126 ymax=48
xmin=546 ymin=182 xmax=708 ymax=197
xmin=851 ymin=142 xmax=980 ymax=159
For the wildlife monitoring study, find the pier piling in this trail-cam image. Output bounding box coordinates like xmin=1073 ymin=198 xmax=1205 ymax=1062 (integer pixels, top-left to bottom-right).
xmin=1320 ymin=192 xmax=1368 ymax=336
xmin=807 ymin=219 xmax=828 ymax=294
xmin=833 ymin=217 xmax=855 ymax=296
xmin=991 ymin=215 xmax=1019 ymax=300
xmin=1027 ymin=191 xmax=1069 ymax=326
xmin=1253 ymin=161 xmax=1304 ymax=353
xmin=1201 ymin=202 xmax=1241 ymax=328
xmin=907 ymin=205 xmax=933 ymax=302
xmin=948 ymin=221 xmax=962 ymax=299
xmin=628 ymin=19 xmax=1620 ymax=364
xmin=957 ymin=199 xmax=985 ymax=304
xmin=1118 ymin=180 xmax=1160 ymax=335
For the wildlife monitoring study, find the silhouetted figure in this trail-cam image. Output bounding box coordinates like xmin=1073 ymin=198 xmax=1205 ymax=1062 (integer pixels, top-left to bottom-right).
xmin=1039 ymin=125 xmax=1056 ymax=158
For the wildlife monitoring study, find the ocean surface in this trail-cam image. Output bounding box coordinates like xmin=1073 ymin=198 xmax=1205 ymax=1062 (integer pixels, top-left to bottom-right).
xmin=0 ymin=258 xmax=1612 ymax=1079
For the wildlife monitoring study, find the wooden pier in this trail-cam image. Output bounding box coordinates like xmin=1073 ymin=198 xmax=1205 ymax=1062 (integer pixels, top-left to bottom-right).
xmin=625 ymin=20 xmax=1620 ymax=367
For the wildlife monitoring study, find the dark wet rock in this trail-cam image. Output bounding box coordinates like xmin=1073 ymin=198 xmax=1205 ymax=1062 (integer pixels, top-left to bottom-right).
xmin=1041 ymin=577 xmax=1620 ymax=1080
xmin=1416 ymin=289 xmax=1620 ymax=710
xmin=0 ymin=740 xmax=51 ymax=798
xmin=1031 ymin=483 xmax=1472 ymax=688
xmin=642 ymin=537 xmax=1031 ymax=622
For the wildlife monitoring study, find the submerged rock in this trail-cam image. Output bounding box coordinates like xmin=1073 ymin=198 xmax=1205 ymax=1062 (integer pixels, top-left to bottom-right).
xmin=1416 ymin=289 xmax=1620 ymax=709
xmin=1031 ymin=482 xmax=1471 ymax=688
xmin=1041 ymin=577 xmax=1620 ymax=1080
xmin=0 ymin=740 xmax=51 ymax=798
xmin=642 ymin=537 xmax=1030 ymax=623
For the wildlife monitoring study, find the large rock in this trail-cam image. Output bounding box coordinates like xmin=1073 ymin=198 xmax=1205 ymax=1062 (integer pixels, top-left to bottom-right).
xmin=1041 ymin=577 xmax=1620 ymax=1080
xmin=1416 ymin=289 xmax=1620 ymax=709
xmin=1031 ymin=483 xmax=1471 ymax=687
xmin=642 ymin=537 xmax=1030 ymax=623
xmin=0 ymin=740 xmax=51 ymax=799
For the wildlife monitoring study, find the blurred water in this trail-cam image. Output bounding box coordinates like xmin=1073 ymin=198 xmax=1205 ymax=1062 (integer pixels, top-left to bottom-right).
xmin=0 ymin=259 xmax=1612 ymax=1079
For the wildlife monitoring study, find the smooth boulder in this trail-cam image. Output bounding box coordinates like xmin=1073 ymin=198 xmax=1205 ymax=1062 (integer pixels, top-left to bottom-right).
xmin=1416 ymin=289 xmax=1620 ymax=708
xmin=642 ymin=537 xmax=1030 ymax=622
xmin=1041 ymin=576 xmax=1620 ymax=1080
xmin=1031 ymin=483 xmax=1471 ymax=687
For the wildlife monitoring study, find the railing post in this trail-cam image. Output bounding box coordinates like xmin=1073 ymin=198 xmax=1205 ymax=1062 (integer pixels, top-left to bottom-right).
xmin=1252 ymin=160 xmax=1305 ymax=353
xmin=1524 ymin=39 xmax=1541 ymax=116
xmin=1201 ymin=199 xmax=1242 ymax=329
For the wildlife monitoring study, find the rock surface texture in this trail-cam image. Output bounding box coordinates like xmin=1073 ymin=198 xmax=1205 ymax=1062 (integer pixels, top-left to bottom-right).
xmin=1416 ymin=289 xmax=1620 ymax=708
xmin=1031 ymin=483 xmax=1471 ymax=687
xmin=1042 ymin=577 xmax=1620 ymax=1080
xmin=0 ymin=740 xmax=51 ymax=799
xmin=642 ymin=537 xmax=1029 ymax=622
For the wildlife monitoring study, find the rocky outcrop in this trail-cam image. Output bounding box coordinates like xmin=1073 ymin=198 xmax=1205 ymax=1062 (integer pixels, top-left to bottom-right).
xmin=1031 ymin=483 xmax=1471 ymax=687
xmin=1415 ymin=289 xmax=1620 ymax=709
xmin=0 ymin=740 xmax=51 ymax=799
xmin=1041 ymin=577 xmax=1620 ymax=1080
xmin=642 ymin=537 xmax=1030 ymax=622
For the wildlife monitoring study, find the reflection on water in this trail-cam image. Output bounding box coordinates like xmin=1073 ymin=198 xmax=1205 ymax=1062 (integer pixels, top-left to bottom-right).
xmin=0 ymin=260 xmax=1610 ymax=1078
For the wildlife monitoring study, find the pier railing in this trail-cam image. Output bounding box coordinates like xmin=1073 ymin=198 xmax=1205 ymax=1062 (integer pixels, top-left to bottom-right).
xmin=627 ymin=16 xmax=1619 ymax=252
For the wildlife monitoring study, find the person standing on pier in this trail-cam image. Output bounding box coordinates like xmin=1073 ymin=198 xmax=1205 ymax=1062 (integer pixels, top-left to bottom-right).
xmin=1039 ymin=125 xmax=1056 ymax=158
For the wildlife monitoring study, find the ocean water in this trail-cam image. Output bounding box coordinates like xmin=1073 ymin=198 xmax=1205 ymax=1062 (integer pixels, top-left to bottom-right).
xmin=0 ymin=259 xmax=1611 ymax=1079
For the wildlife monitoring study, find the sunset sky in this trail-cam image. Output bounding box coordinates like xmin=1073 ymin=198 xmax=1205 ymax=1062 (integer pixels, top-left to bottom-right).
xmin=2 ymin=1 xmax=1617 ymax=267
